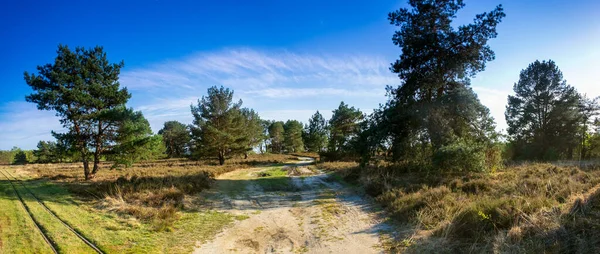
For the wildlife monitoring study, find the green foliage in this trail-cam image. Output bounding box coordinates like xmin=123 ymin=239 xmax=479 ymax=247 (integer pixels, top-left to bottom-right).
xmin=33 ymin=140 xmax=59 ymax=163
xmin=433 ymin=140 xmax=486 ymax=172
xmin=327 ymin=102 xmax=364 ymax=156
xmin=505 ymin=60 xmax=582 ymax=160
xmin=240 ymin=108 xmax=265 ymax=157
xmin=284 ymin=120 xmax=304 ymax=153
xmin=13 ymin=149 xmax=28 ymax=165
xmin=108 ymin=109 xmax=165 ymax=168
xmin=303 ymin=111 xmax=328 ymax=152
xmin=388 ymin=0 xmax=504 ymax=96
xmin=158 ymin=121 xmax=191 ymax=158
xmin=258 ymin=120 xmax=272 ymax=153
xmin=0 ymin=148 xmax=19 ymax=165
xmin=190 ymin=86 xmax=248 ymax=165
xmin=354 ymin=0 xmax=504 ymax=172
xmin=577 ymin=97 xmax=600 ymax=160
xmin=25 ymin=45 xmax=131 ymax=179
xmin=268 ymin=121 xmax=285 ymax=154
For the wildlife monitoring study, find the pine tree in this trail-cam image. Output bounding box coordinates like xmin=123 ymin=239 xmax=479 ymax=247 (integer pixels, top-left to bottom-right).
xmin=284 ymin=120 xmax=304 ymax=153
xmin=268 ymin=121 xmax=285 ymax=154
xmin=25 ymin=45 xmax=131 ymax=180
xmin=366 ymin=0 xmax=505 ymax=171
xmin=328 ymin=102 xmax=364 ymax=153
xmin=158 ymin=121 xmax=191 ymax=158
xmin=190 ymin=86 xmax=247 ymax=165
xmin=505 ymin=60 xmax=582 ymax=160
xmin=240 ymin=108 xmax=264 ymax=158
xmin=108 ymin=109 xmax=164 ymax=168
xmin=33 ymin=141 xmax=58 ymax=163
xmin=304 ymin=111 xmax=328 ymax=152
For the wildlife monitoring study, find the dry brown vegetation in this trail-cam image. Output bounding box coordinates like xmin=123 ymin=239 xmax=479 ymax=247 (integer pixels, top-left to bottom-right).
xmin=20 ymin=154 xmax=295 ymax=230
xmin=321 ymin=161 xmax=600 ymax=253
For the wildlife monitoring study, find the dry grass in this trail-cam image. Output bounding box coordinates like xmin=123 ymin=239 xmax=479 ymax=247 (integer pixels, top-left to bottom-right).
xmin=19 ymin=154 xmax=294 ymax=230
xmin=325 ymin=162 xmax=600 ymax=253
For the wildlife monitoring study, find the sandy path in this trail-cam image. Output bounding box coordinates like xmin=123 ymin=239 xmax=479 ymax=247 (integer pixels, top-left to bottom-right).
xmin=194 ymin=158 xmax=393 ymax=254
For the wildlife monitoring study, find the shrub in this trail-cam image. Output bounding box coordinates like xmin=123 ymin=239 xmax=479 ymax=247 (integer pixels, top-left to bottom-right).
xmin=13 ymin=150 xmax=28 ymax=165
xmin=433 ymin=141 xmax=486 ymax=172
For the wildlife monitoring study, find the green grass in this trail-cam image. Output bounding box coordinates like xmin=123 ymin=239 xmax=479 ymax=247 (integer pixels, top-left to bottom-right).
xmin=15 ymin=182 xmax=94 ymax=253
xmin=0 ymin=179 xmax=54 ymax=254
xmin=253 ymin=167 xmax=299 ymax=192
xmin=1 ymin=155 xmax=306 ymax=253
xmin=2 ymin=168 xmax=234 ymax=254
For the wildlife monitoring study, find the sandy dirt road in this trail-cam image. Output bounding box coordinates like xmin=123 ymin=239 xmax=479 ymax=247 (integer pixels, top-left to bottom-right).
xmin=194 ymin=158 xmax=393 ymax=254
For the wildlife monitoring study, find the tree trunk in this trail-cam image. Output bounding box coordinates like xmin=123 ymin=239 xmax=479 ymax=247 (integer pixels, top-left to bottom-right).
xmin=567 ymin=146 xmax=574 ymax=160
xmin=83 ymin=160 xmax=90 ymax=180
xmin=90 ymin=151 xmax=100 ymax=179
xmin=218 ymin=151 xmax=225 ymax=165
xmin=244 ymin=152 xmax=248 ymax=159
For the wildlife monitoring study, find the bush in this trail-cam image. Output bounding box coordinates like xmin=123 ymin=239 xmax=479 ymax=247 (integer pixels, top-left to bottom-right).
xmin=433 ymin=141 xmax=486 ymax=172
xmin=13 ymin=150 xmax=28 ymax=165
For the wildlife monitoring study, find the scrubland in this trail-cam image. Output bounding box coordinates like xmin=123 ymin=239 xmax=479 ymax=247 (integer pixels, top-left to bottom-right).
xmin=320 ymin=161 xmax=600 ymax=253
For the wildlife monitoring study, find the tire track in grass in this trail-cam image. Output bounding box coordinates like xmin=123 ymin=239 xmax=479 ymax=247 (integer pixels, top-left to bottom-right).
xmin=0 ymin=170 xmax=58 ymax=254
xmin=2 ymin=169 xmax=104 ymax=254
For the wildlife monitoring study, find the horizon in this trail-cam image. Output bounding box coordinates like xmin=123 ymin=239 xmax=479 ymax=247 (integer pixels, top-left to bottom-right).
xmin=1 ymin=0 xmax=599 ymax=150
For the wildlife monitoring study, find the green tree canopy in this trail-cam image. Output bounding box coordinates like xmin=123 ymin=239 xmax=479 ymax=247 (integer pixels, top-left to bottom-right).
xmin=304 ymin=111 xmax=328 ymax=152
xmin=190 ymin=86 xmax=247 ymax=165
xmin=328 ymin=102 xmax=364 ymax=153
xmin=240 ymin=108 xmax=265 ymax=158
xmin=358 ymin=0 xmax=504 ymax=171
xmin=12 ymin=148 xmax=28 ymax=165
xmin=158 ymin=120 xmax=191 ymax=158
xmin=505 ymin=60 xmax=582 ymax=160
xmin=33 ymin=141 xmax=58 ymax=163
xmin=25 ymin=45 xmax=131 ymax=179
xmin=388 ymin=0 xmax=505 ymax=100
xmin=108 ymin=109 xmax=164 ymax=168
xmin=268 ymin=121 xmax=285 ymax=154
xmin=577 ymin=96 xmax=600 ymax=160
xmin=284 ymin=120 xmax=304 ymax=153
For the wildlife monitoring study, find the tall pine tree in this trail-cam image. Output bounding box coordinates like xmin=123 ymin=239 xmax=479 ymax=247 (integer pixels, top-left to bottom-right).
xmin=304 ymin=111 xmax=328 ymax=152
xmin=25 ymin=45 xmax=131 ymax=179
xmin=190 ymin=86 xmax=247 ymax=165
xmin=505 ymin=60 xmax=581 ymax=160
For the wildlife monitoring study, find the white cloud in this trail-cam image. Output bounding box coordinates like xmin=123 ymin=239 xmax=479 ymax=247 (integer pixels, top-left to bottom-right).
xmin=0 ymin=102 xmax=63 ymax=150
xmin=4 ymin=47 xmax=546 ymax=150
xmin=120 ymin=48 xmax=397 ymax=132
xmin=120 ymin=48 xmax=397 ymax=92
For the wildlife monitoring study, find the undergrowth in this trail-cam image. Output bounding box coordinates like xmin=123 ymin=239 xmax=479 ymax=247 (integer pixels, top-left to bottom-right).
xmin=321 ymin=161 xmax=600 ymax=253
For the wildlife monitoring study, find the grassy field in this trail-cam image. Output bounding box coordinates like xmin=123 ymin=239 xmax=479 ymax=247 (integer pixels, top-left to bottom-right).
xmin=0 ymin=154 xmax=295 ymax=253
xmin=6 ymin=153 xmax=599 ymax=253
xmin=0 ymin=178 xmax=54 ymax=253
xmin=320 ymin=161 xmax=600 ymax=253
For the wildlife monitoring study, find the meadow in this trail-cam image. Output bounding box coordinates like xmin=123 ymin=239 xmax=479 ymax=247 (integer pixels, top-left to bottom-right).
xmin=0 ymin=154 xmax=296 ymax=253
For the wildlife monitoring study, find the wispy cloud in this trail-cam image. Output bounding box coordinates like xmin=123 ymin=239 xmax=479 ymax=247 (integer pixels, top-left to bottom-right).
xmin=2 ymin=48 xmax=528 ymax=150
xmin=120 ymin=48 xmax=397 ymax=92
xmin=121 ymin=48 xmax=397 ymax=133
xmin=0 ymin=102 xmax=64 ymax=150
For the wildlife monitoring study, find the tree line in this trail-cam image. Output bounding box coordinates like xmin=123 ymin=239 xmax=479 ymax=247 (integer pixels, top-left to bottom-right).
xmin=18 ymin=44 xmax=366 ymax=178
xmin=17 ymin=0 xmax=600 ymax=179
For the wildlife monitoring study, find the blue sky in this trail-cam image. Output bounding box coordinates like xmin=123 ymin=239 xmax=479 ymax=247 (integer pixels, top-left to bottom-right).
xmin=1 ymin=0 xmax=599 ymax=150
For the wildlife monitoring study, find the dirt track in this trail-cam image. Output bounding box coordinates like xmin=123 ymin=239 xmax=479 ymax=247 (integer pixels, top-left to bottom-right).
xmin=194 ymin=158 xmax=393 ymax=254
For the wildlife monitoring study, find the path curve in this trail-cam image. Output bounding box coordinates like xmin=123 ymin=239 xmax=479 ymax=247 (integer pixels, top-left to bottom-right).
xmin=194 ymin=158 xmax=392 ymax=254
